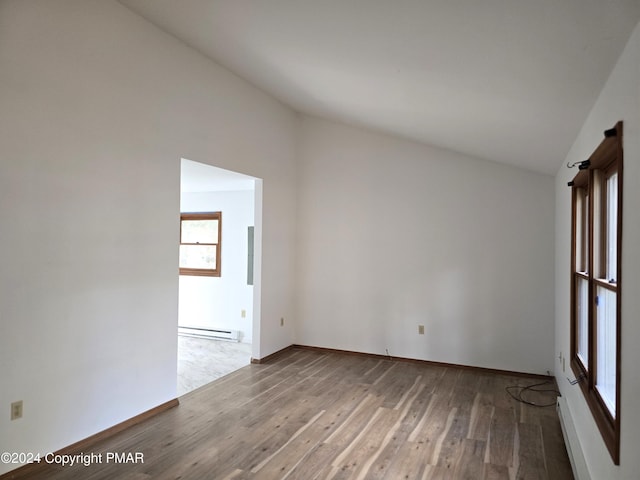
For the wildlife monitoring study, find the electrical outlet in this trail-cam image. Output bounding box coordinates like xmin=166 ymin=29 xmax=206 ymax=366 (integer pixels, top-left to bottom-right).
xmin=418 ymin=325 xmax=425 ymax=335
xmin=241 ymin=309 xmax=246 ymax=318
xmin=280 ymin=317 xmax=284 ymax=326
xmin=558 ymin=351 xmax=565 ymax=372
xmin=11 ymin=401 xmax=22 ymax=421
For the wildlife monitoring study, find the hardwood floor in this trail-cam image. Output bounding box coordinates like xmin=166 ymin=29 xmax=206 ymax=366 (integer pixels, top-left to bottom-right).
xmin=16 ymin=347 xmax=574 ymax=480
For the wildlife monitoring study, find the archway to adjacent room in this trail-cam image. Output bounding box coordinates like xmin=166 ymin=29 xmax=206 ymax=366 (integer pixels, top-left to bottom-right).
xmin=178 ymin=158 xmax=262 ymax=395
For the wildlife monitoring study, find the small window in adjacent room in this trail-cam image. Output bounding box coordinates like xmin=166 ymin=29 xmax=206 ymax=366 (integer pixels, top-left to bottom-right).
xmin=569 ymin=121 xmax=622 ymax=464
xmin=179 ymin=212 xmax=222 ymax=277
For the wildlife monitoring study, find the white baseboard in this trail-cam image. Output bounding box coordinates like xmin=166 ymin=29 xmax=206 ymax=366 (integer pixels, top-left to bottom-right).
xmin=557 ymin=396 xmax=591 ymax=480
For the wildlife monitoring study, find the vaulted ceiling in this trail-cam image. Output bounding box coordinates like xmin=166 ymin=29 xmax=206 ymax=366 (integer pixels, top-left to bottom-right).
xmin=120 ymin=0 xmax=640 ymax=175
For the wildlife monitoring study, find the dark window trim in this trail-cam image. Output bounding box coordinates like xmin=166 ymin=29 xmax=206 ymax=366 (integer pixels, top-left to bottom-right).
xmin=569 ymin=121 xmax=622 ymax=464
xmin=179 ymin=211 xmax=222 ymax=277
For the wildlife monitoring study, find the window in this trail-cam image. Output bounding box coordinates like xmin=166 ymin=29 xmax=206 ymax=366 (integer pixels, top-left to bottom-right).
xmin=569 ymin=122 xmax=622 ymax=464
xmin=179 ymin=212 xmax=222 ymax=277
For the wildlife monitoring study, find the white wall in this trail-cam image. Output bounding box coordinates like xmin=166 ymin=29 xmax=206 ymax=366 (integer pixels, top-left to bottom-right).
xmin=0 ymin=0 xmax=296 ymax=474
xmin=179 ymin=190 xmax=255 ymax=343
xmin=296 ymin=116 xmax=555 ymax=374
xmin=554 ymin=20 xmax=640 ymax=479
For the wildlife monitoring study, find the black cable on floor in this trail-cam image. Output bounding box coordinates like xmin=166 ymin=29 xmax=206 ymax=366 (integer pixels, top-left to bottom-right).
xmin=505 ymin=380 xmax=560 ymax=407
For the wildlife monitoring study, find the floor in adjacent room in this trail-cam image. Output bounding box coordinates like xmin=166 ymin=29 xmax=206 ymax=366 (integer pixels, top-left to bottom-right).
xmin=177 ymin=335 xmax=252 ymax=396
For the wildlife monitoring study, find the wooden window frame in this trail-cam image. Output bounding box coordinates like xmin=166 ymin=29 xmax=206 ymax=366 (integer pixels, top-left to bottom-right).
xmin=179 ymin=212 xmax=222 ymax=277
xmin=569 ymin=121 xmax=622 ymax=464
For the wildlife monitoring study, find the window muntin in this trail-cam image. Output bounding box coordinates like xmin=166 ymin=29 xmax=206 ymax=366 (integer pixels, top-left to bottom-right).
xmin=179 ymin=212 xmax=222 ymax=277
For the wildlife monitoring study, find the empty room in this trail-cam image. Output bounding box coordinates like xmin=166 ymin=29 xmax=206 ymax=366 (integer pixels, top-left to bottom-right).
xmin=1 ymin=1 xmax=640 ymax=479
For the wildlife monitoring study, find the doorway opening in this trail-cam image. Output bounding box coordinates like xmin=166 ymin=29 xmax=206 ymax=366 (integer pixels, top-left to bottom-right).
xmin=178 ymin=158 xmax=261 ymax=395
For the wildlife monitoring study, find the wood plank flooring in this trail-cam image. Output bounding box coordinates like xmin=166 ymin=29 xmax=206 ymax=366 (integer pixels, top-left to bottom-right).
xmin=16 ymin=347 xmax=574 ymax=480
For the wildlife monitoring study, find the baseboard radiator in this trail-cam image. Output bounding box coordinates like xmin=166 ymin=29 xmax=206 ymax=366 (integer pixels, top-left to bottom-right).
xmin=178 ymin=326 xmax=239 ymax=342
xmin=557 ymin=396 xmax=591 ymax=480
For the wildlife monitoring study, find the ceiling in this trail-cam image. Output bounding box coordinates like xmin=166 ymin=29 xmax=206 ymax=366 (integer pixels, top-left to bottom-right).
xmin=181 ymin=158 xmax=256 ymax=193
xmin=121 ymin=0 xmax=640 ymax=175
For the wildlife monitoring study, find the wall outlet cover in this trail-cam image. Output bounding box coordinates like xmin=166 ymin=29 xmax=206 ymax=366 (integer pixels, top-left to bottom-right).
xmin=11 ymin=401 xmax=23 ymax=420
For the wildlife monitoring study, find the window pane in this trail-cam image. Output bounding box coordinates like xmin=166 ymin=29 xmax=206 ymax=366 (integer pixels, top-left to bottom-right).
xmin=180 ymin=245 xmax=217 ymax=270
xmin=576 ymin=276 xmax=589 ymax=369
xmin=596 ymin=286 xmax=617 ymax=416
xmin=575 ymin=188 xmax=587 ymax=272
xmin=606 ymin=173 xmax=618 ymax=282
xmin=584 ymin=191 xmax=589 ymax=274
xmin=181 ymin=220 xmax=219 ymax=244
